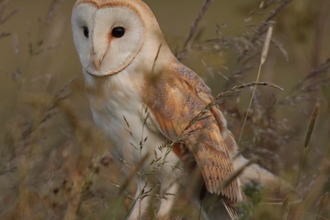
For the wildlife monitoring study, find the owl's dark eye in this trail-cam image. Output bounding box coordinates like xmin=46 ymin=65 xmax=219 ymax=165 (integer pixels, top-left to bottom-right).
xmin=112 ymin=26 xmax=125 ymax=38
xmin=83 ymin=26 xmax=89 ymax=38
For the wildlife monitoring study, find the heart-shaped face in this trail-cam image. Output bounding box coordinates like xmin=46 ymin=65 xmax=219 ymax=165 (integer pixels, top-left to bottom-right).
xmin=72 ymin=0 xmax=148 ymax=76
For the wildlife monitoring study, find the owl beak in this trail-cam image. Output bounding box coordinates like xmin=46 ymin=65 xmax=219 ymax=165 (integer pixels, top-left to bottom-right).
xmin=93 ymin=58 xmax=101 ymax=70
xmin=93 ymin=50 xmax=108 ymax=71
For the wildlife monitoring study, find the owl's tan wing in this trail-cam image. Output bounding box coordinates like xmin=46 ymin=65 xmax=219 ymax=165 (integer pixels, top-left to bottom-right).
xmin=144 ymin=58 xmax=242 ymax=203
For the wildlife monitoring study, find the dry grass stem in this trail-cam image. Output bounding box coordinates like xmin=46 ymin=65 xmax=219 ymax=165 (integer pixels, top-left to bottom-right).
xmin=119 ymin=153 xmax=150 ymax=195
xmin=238 ymin=0 xmax=292 ymax=63
xmin=260 ymin=25 xmax=273 ymax=65
xmin=295 ymin=102 xmax=320 ymax=188
xmin=238 ymin=25 xmax=273 ymax=144
xmin=0 ymin=0 xmax=19 ymax=25
xmin=1 ymin=0 xmax=330 ymax=219
xmin=176 ymin=0 xmax=214 ymax=61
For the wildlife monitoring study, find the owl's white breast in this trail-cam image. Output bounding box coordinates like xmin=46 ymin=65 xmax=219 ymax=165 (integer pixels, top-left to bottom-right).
xmin=82 ymin=67 xmax=182 ymax=178
xmin=83 ymin=67 xmax=144 ymax=154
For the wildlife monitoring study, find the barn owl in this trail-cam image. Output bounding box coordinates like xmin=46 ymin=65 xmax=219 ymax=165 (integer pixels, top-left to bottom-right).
xmin=71 ymin=0 xmax=295 ymax=219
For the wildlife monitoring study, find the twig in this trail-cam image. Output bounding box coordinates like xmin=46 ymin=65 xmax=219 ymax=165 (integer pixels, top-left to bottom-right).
xmin=176 ymin=0 xmax=214 ymax=61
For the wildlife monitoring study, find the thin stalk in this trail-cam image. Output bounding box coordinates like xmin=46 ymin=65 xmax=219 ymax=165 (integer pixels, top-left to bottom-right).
xmin=295 ymin=102 xmax=320 ymax=187
xmin=238 ymin=25 xmax=273 ymax=144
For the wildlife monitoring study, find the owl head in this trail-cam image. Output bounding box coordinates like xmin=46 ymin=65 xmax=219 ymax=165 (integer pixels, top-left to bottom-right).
xmin=71 ymin=0 xmax=167 ymax=76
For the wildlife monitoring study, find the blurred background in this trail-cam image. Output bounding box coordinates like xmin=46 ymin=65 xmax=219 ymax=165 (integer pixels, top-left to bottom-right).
xmin=0 ymin=0 xmax=329 ymax=219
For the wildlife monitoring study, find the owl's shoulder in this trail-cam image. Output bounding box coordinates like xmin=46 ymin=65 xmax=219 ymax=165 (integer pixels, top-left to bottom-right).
xmin=168 ymin=58 xmax=214 ymax=103
xmin=172 ymin=59 xmax=211 ymax=90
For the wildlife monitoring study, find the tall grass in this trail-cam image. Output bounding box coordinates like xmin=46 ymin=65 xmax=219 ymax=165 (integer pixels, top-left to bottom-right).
xmin=0 ymin=0 xmax=329 ymax=219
